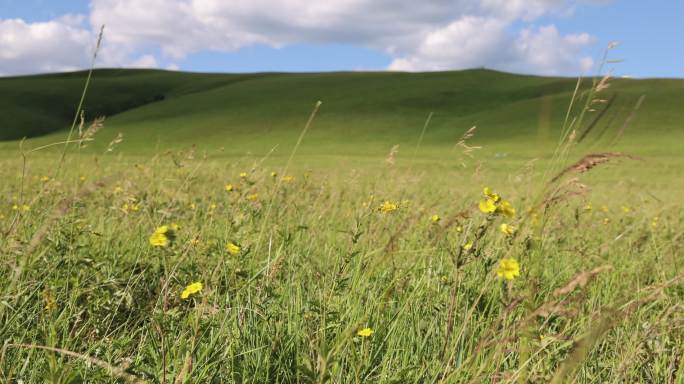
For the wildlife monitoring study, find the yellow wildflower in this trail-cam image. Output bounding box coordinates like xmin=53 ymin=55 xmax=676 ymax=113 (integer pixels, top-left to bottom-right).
xmin=483 ymin=187 xmax=500 ymax=202
xmin=497 ymin=201 xmax=516 ymax=218
xmin=479 ymin=199 xmax=496 ymax=214
xmin=357 ymin=327 xmax=374 ymax=337
xmin=496 ymin=258 xmax=520 ymax=280
xmin=226 ymin=242 xmax=241 ymax=256
xmin=463 ymin=241 xmax=473 ymax=250
xmin=455 ymin=225 xmax=463 ymax=233
xmin=431 ymin=214 xmax=441 ymax=223
xmin=12 ymin=204 xmax=30 ymax=211
xmin=601 ymin=206 xmax=609 ymax=213
xmin=40 ymin=176 xmax=50 ymax=183
xmin=225 ymin=183 xmax=234 ymax=192
xmin=583 ymin=203 xmax=593 ymax=212
xmin=149 ymin=224 xmax=177 ymax=247
xmin=247 ymin=193 xmax=259 ymax=201
xmin=282 ymin=175 xmax=295 ymax=183
xmin=180 ymin=282 xmax=203 ymax=300
xmin=149 ymin=232 xmax=169 ymax=247
xmin=621 ymin=206 xmax=631 ymax=213
xmin=651 ymin=217 xmax=659 ymax=228
xmin=271 ymin=171 xmax=278 ymax=178
xmin=500 ymin=223 xmax=516 ymax=236
xmin=239 ymin=172 xmax=248 ymax=179
xmin=378 ymin=200 xmax=399 ymax=214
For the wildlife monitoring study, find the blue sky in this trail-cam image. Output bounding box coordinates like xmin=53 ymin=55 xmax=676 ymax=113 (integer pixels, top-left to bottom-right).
xmin=0 ymin=0 xmax=682 ymax=77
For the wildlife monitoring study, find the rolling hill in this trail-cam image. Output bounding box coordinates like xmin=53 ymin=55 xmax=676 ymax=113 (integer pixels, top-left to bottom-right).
xmin=0 ymin=69 xmax=682 ymax=158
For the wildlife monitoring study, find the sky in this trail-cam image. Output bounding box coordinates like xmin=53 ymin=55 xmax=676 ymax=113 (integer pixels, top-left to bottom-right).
xmin=1 ymin=0 xmax=682 ymax=77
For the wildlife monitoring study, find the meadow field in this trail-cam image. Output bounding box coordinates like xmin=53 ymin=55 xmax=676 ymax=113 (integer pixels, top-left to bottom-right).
xmin=0 ymin=68 xmax=683 ymax=383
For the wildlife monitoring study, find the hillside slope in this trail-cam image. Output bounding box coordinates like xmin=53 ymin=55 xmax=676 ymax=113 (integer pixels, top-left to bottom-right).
xmin=1 ymin=69 xmax=682 ymax=156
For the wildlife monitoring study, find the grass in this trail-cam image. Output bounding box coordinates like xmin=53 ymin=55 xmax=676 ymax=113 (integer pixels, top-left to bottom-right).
xmin=0 ymin=68 xmax=682 ymax=383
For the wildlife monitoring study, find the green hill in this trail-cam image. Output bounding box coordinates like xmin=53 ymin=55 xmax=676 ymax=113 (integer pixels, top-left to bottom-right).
xmin=1 ymin=69 xmax=682 ymax=158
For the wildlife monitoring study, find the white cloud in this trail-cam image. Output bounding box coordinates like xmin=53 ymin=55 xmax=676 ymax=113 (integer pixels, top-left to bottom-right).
xmin=0 ymin=0 xmax=599 ymax=76
xmin=389 ymin=22 xmax=595 ymax=74
xmin=0 ymin=16 xmax=91 ymax=75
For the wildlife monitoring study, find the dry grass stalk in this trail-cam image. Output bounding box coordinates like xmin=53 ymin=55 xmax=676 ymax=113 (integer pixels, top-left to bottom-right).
xmin=107 ymin=132 xmax=124 ymax=152
xmin=454 ymin=126 xmax=481 ymax=157
xmin=79 ymin=116 xmax=106 ymax=148
xmin=578 ymin=94 xmax=616 ymax=142
xmin=543 ymin=178 xmax=589 ymax=208
xmin=550 ymin=152 xmax=642 ymax=183
xmin=553 ymin=265 xmax=613 ymax=297
xmin=385 ymin=144 xmax=399 ymax=166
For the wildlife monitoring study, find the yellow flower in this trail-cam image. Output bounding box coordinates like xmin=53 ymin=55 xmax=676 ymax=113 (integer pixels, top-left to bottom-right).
xmin=79 ymin=176 xmax=86 ymax=182
xmin=621 ymin=206 xmax=631 ymax=213
xmin=497 ymin=201 xmax=516 ymax=218
xmin=601 ymin=206 xmax=609 ymax=213
xmin=149 ymin=232 xmax=169 ymax=247
xmin=270 ymin=171 xmax=278 ymax=178
xmin=113 ymin=186 xmax=124 ymax=194
xmin=496 ymin=258 xmax=520 ymax=280
xmin=455 ymin=225 xmax=463 ymax=233
xmin=12 ymin=204 xmax=30 ymax=211
xmin=651 ymin=217 xmax=659 ymax=228
xmin=499 ymin=223 xmax=516 ymax=236
xmin=483 ymin=187 xmax=500 ymax=202
xmin=226 ymin=242 xmax=241 ymax=256
xmin=189 ymin=238 xmax=200 ymax=246
xmin=462 ymin=241 xmax=473 ymax=250
xmin=225 ymin=183 xmax=234 ymax=192
xmin=357 ymin=327 xmax=374 ymax=337
xmin=479 ymin=199 xmax=497 ymax=214
xmin=247 ymin=193 xmax=259 ymax=201
xmin=40 ymin=176 xmax=50 ymax=182
xmin=431 ymin=214 xmax=441 ymax=223
xmin=180 ymin=282 xmax=203 ymax=300
xmin=189 ymin=203 xmax=197 ymax=210
xmin=583 ymin=203 xmax=593 ymax=212
xmin=282 ymin=175 xmax=295 ymax=183
xmin=149 ymin=225 xmax=177 ymax=247
xmin=377 ymin=200 xmax=399 ymax=214
xmin=603 ymin=217 xmax=610 ymax=225
xmin=239 ymin=172 xmax=249 ymax=179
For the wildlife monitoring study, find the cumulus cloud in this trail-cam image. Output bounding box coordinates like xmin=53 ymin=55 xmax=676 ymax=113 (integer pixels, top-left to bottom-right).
xmin=389 ymin=22 xmax=595 ymax=75
xmin=0 ymin=0 xmax=599 ymax=76
xmin=0 ymin=15 xmax=92 ymax=75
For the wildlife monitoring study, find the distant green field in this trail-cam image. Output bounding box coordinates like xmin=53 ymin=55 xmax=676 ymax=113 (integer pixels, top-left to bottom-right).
xmin=1 ymin=69 xmax=683 ymax=158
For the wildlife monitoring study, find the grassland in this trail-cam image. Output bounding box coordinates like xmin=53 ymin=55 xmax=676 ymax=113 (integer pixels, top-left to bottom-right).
xmin=0 ymin=68 xmax=682 ymax=383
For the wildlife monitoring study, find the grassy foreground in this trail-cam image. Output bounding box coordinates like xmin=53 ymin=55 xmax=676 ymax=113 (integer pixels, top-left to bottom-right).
xmin=1 ymin=135 xmax=683 ymax=383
